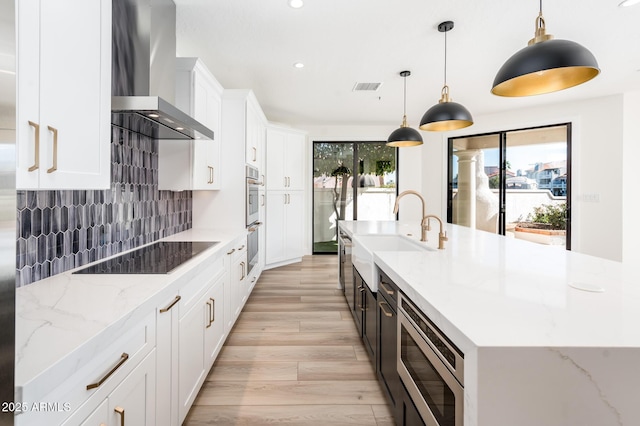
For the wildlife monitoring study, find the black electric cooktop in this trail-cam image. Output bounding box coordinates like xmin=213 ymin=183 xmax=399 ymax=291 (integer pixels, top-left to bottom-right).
xmin=73 ymin=241 xmax=219 ymax=274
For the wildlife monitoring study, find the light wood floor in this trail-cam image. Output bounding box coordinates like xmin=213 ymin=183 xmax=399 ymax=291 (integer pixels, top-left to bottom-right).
xmin=183 ymin=255 xmax=394 ymax=425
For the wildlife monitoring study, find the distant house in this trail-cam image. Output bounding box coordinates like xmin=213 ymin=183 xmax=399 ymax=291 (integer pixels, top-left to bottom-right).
xmin=523 ymin=161 xmax=567 ymax=192
xmin=551 ymin=174 xmax=567 ymax=196
xmin=506 ymin=176 xmax=538 ymax=189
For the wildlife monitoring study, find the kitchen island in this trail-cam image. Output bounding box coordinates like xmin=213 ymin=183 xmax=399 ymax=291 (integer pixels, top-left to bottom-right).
xmin=340 ymin=220 xmax=640 ymax=426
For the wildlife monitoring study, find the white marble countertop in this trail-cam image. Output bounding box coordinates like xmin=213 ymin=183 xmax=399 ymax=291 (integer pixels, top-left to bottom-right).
xmin=341 ymin=220 xmax=640 ymax=350
xmin=15 ymin=227 xmax=246 ymax=402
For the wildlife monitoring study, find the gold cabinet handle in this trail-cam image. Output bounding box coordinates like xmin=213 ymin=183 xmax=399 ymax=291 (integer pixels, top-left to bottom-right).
xmin=46 ymin=126 xmax=58 ymax=173
xmin=287 ymin=177 xmax=290 ymax=187
xmin=206 ymin=300 xmax=213 ymax=328
xmin=114 ymin=406 xmax=125 ymax=426
xmin=378 ymin=301 xmax=393 ymax=318
xmin=283 ymin=176 xmax=287 ymax=187
xmin=261 ymin=194 xmax=265 ymax=206
xmin=27 ymin=121 xmax=40 ymax=171
xmin=238 ymin=244 xmax=245 ymax=251
xmin=86 ymin=353 xmax=129 ymax=390
xmin=252 ymin=146 xmax=257 ymax=162
xmin=240 ymin=261 xmax=246 ymax=280
xmin=227 ymin=248 xmax=235 ymax=255
xmin=261 ymin=174 xmax=265 ymax=186
xmin=379 ymin=282 xmax=394 ymax=296
xmin=210 ymin=297 xmax=215 ymax=323
xmin=159 ymin=295 xmax=181 ymax=313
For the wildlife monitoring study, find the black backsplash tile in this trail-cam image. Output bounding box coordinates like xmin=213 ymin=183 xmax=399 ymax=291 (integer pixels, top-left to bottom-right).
xmin=16 ymin=127 xmax=193 ymax=287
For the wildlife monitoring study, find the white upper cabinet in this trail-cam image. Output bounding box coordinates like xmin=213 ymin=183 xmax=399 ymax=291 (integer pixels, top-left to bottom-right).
xmin=265 ymin=125 xmax=306 ymax=191
xmin=159 ymin=58 xmax=222 ymax=191
xmin=16 ymin=0 xmax=111 ymax=190
xmin=245 ymin=98 xmax=267 ymax=168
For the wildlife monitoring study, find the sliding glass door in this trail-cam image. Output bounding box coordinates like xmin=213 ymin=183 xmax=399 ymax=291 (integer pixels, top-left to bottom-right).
xmin=313 ymin=141 xmax=397 ymax=253
xmin=448 ymin=124 xmax=571 ymax=249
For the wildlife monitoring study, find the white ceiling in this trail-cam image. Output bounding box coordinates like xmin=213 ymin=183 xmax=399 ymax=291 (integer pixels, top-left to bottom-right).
xmin=173 ymin=0 xmax=640 ymax=128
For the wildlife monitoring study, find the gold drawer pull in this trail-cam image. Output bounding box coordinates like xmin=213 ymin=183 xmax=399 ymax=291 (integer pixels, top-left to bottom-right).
xmin=159 ymin=295 xmax=181 ymax=313
xmin=114 ymin=406 xmax=125 ymax=426
xmin=206 ymin=300 xmax=213 ymax=328
xmin=86 ymin=353 xmax=129 ymax=390
xmin=227 ymin=248 xmax=235 ymax=255
xmin=46 ymin=125 xmax=58 ymax=173
xmin=28 ymin=121 xmax=40 ymax=171
xmin=378 ymin=301 xmax=393 ymax=318
xmin=379 ymin=282 xmax=394 ymax=296
xmin=210 ymin=297 xmax=215 ymax=324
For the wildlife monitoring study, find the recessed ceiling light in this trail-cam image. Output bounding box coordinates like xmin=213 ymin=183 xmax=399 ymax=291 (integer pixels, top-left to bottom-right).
xmin=293 ymin=62 xmax=304 ymax=69
xmin=619 ymin=0 xmax=640 ymax=6
xmin=288 ymin=0 xmax=303 ymax=8
xmin=148 ymin=113 xmax=159 ymax=118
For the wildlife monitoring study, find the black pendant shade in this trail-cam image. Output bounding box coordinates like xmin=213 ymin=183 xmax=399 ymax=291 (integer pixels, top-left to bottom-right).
xmin=419 ymin=86 xmax=474 ymax=132
xmin=491 ymin=39 xmax=600 ymax=97
xmin=491 ymin=4 xmax=600 ymax=97
xmin=387 ymin=70 xmax=423 ymax=147
xmin=420 ymin=21 xmax=473 ymax=132
xmin=387 ymin=123 xmax=424 ymax=147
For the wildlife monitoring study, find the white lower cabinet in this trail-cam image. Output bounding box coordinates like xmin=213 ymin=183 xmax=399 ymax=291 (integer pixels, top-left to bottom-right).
xmin=265 ymin=190 xmax=304 ymax=266
xmin=230 ymin=242 xmax=248 ymax=320
xmin=178 ymin=270 xmax=226 ymax=424
xmin=62 ymin=349 xmax=157 ymax=426
xmin=155 ymin=293 xmax=181 ymax=426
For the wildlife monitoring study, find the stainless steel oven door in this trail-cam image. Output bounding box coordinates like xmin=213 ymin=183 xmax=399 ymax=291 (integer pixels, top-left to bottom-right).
xmin=246 ymin=182 xmax=259 ymax=226
xmin=398 ymin=306 xmax=464 ymax=426
xmin=247 ymin=223 xmax=260 ymax=275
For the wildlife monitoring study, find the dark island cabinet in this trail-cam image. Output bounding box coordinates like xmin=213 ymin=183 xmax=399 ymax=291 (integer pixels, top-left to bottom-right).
xmin=377 ymin=269 xmax=400 ymax=412
xmin=398 ymin=382 xmax=426 ymax=426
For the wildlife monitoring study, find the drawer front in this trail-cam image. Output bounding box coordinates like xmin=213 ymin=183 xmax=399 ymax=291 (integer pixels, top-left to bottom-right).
xmin=378 ymin=269 xmax=398 ymax=305
xmin=19 ymin=310 xmax=156 ymax=426
xmin=179 ymin=256 xmax=224 ymax=318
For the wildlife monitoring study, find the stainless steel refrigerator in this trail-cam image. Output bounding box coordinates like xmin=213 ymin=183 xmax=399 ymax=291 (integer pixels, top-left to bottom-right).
xmin=0 ymin=0 xmax=16 ymax=424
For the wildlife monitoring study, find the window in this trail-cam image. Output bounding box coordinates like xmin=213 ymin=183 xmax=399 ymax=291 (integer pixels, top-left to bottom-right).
xmin=448 ymin=124 xmax=571 ymax=249
xmin=312 ymin=141 xmax=398 ymax=253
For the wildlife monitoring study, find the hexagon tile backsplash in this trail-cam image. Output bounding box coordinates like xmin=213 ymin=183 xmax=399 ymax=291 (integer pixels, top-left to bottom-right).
xmin=15 ymin=128 xmax=193 ymax=286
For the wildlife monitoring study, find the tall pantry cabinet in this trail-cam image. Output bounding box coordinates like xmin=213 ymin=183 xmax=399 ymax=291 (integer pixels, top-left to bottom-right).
xmin=16 ymin=0 xmax=111 ymax=190
xmin=265 ymin=125 xmax=307 ymax=267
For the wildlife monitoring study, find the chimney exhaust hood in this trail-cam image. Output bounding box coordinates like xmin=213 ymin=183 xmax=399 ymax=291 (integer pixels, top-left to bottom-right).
xmin=111 ymin=0 xmax=214 ymax=140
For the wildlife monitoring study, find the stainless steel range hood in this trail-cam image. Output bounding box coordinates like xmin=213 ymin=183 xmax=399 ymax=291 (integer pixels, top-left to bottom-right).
xmin=111 ymin=0 xmax=214 ymax=140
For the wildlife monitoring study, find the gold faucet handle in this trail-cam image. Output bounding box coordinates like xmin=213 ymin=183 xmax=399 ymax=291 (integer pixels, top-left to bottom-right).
xmin=440 ymin=231 xmax=448 ymax=241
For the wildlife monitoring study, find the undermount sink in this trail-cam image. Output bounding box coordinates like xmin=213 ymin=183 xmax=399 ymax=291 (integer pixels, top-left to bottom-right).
xmin=352 ymin=234 xmax=433 ymax=291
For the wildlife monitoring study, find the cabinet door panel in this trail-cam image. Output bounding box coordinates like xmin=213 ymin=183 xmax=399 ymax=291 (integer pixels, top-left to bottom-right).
xmin=38 ymin=0 xmax=110 ymax=189
xmin=284 ymin=191 xmax=304 ymax=259
xmin=265 ymin=129 xmax=286 ymax=190
xmin=205 ymin=277 xmax=226 ymax=366
xmin=378 ymin=296 xmax=398 ymax=408
xmin=285 ymin=132 xmax=306 ymax=190
xmin=16 ymin=0 xmax=41 ymax=189
xmin=178 ymin=297 xmax=207 ymax=422
xmin=108 ymin=350 xmax=156 ymax=426
xmin=265 ymin=192 xmax=286 ymax=263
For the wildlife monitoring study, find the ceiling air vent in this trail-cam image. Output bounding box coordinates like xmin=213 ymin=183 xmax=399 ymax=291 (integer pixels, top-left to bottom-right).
xmin=353 ymin=82 xmax=383 ymax=92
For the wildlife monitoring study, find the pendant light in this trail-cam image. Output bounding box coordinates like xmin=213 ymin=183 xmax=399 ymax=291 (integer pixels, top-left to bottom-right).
xmin=420 ymin=21 xmax=473 ymax=132
xmin=387 ymin=71 xmax=423 ymax=147
xmin=491 ymin=0 xmax=600 ymax=97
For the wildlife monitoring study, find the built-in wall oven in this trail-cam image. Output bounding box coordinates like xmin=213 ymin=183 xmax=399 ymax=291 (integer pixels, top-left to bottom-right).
xmin=246 ymin=165 xmax=260 ymax=227
xmin=246 ymin=165 xmax=262 ymax=275
xmin=247 ymin=222 xmax=260 ymax=275
xmin=398 ymin=293 xmax=464 ymax=426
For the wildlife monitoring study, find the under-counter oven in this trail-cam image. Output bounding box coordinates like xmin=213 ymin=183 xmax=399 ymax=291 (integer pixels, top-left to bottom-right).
xmin=397 ymin=293 xmax=464 ymax=426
